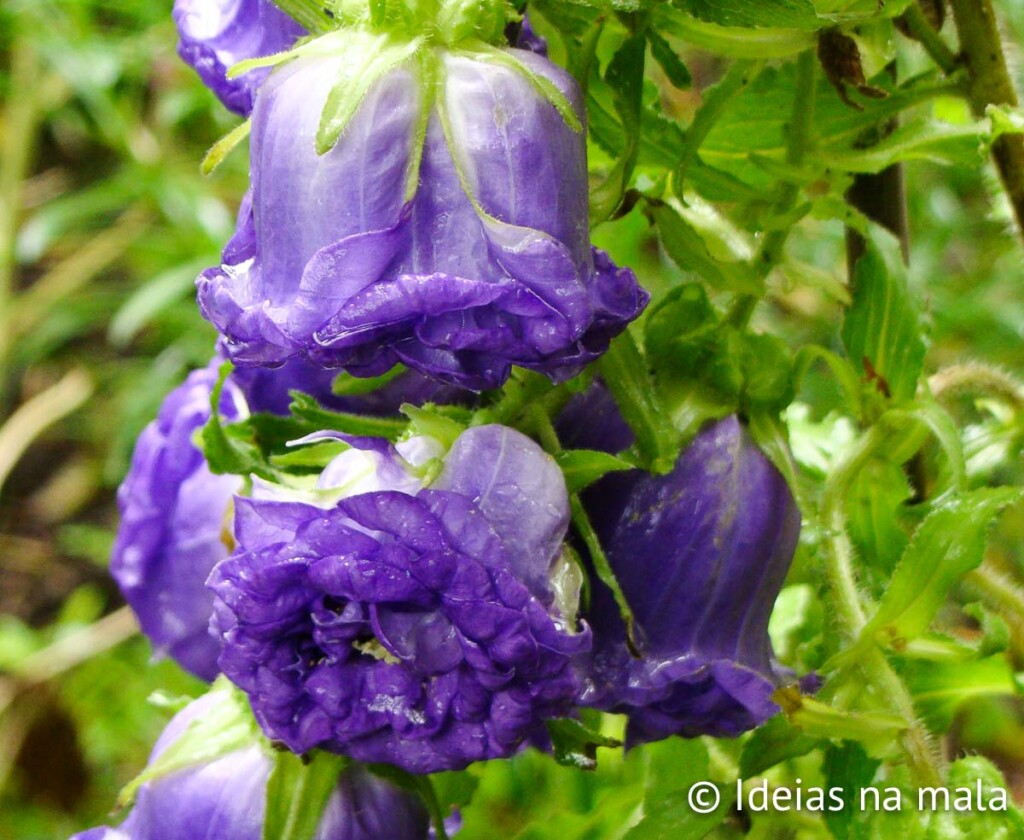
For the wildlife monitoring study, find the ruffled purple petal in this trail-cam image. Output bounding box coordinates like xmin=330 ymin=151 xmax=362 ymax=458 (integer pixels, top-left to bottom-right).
xmin=211 ymin=427 xmax=587 ymax=773
xmin=578 ymin=416 xmax=802 ymax=745
xmin=173 ymin=0 xmax=305 ymax=115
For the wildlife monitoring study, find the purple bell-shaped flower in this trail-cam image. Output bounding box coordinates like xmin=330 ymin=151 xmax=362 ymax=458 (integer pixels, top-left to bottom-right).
xmin=578 ymin=415 xmax=803 ymax=745
xmin=197 ymin=6 xmax=646 ymax=390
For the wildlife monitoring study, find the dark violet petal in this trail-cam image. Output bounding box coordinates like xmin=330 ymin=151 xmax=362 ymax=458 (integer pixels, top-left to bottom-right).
xmin=211 ymin=482 xmax=584 ymax=773
xmin=578 ymin=416 xmax=804 ymax=743
xmin=173 ymin=0 xmax=305 ymax=115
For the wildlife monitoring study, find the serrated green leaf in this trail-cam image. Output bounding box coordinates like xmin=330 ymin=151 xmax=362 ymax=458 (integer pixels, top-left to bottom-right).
xmin=861 ymin=487 xmax=1024 ymax=650
xmin=263 ymin=751 xmax=348 ymax=840
xmin=646 ymin=28 xmax=691 ymax=89
xmin=556 ymin=449 xmax=634 ymax=492
xmin=290 ymin=392 xmax=407 ymax=440
xmin=201 ymin=363 xmax=278 ymax=480
xmin=654 ymin=5 xmax=815 ymax=58
xmin=649 ymin=201 xmax=762 ymax=293
xmin=841 ymin=230 xmax=925 ymax=404
xmin=624 ymin=783 xmax=735 ymax=840
xmin=545 ymin=718 xmax=621 ymax=770
xmin=822 ymin=741 xmax=882 ymax=840
xmin=590 ymin=34 xmax=646 ymax=220
xmin=740 ymin=714 xmax=820 ymax=778
xmin=676 ymin=0 xmax=820 ymax=29
xmin=118 ymin=679 xmax=258 ymax=808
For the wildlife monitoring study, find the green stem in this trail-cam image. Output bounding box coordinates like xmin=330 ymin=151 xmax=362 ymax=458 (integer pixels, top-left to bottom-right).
xmin=821 ymin=421 xmax=943 ymax=786
xmin=733 ymin=50 xmax=816 ymax=327
xmin=929 ymin=362 xmax=1024 ymax=412
xmin=949 ymin=0 xmax=1024 ymax=239
xmin=529 ymin=405 xmax=641 ymax=655
xmin=901 ymin=5 xmax=959 ymax=75
xmin=965 ymin=562 xmax=1024 ymax=627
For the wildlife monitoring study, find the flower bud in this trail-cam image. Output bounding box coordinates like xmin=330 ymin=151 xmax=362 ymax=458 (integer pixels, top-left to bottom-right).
xmin=71 ymin=694 xmax=430 ymax=840
xmin=173 ymin=0 xmax=305 ymax=115
xmin=578 ymin=416 xmax=803 ymax=745
xmin=209 ymin=425 xmax=589 ymax=772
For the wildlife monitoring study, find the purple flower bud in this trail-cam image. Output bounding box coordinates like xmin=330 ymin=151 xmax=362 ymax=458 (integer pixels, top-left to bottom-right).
xmin=554 ymin=379 xmax=633 ymax=455
xmin=198 ymin=40 xmax=646 ymax=390
xmin=71 ymin=694 xmax=430 ymax=840
xmin=578 ymin=416 xmax=802 ymax=745
xmin=209 ymin=425 xmax=589 ymax=772
xmin=173 ymin=0 xmax=305 ymax=115
xmin=112 ymin=355 xmax=455 ymax=681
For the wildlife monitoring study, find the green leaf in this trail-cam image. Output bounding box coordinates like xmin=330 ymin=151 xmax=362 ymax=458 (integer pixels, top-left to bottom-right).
xmin=331 ymin=366 xmax=407 ymax=397
xmin=200 ymin=119 xmax=251 ymax=176
xmin=648 ymin=201 xmax=762 ymax=294
xmin=846 ymin=457 xmax=912 ymax=577
xmin=201 ymin=363 xmax=278 ymax=480
xmin=646 ymin=29 xmax=690 ymax=89
xmin=401 ymin=403 xmax=465 ymax=450
xmin=740 ymin=714 xmax=820 ymax=778
xmin=788 ymin=696 xmax=906 ymax=759
xmin=860 ymin=487 xmax=1024 ymax=651
xmin=263 ymin=751 xmax=349 ymax=840
xmin=316 ymin=33 xmax=423 ymax=155
xmin=590 ymin=34 xmax=646 ymax=220
xmin=118 ymin=679 xmax=258 ymax=808
xmin=545 ymin=718 xmax=622 ymax=771
xmin=737 ymin=332 xmax=794 ymax=414
xmin=654 ymin=6 xmax=815 ymax=57
xmin=290 ymin=392 xmax=407 ymax=440
xmin=904 ymin=655 xmax=1020 ymax=732
xmin=675 ymin=0 xmax=820 ymax=29
xmin=822 ymin=741 xmax=882 ymax=840
xmin=841 ymin=229 xmax=925 ymax=404
xmin=624 ymin=782 xmax=736 ymax=840
xmin=555 ymin=449 xmax=634 ymax=492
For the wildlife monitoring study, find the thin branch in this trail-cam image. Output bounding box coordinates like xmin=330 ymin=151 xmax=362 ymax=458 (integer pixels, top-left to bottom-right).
xmin=949 ymin=0 xmax=1024 ymax=239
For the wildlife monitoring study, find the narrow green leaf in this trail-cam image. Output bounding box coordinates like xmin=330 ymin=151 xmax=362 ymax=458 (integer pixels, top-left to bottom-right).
xmin=545 ymin=718 xmax=621 ymax=771
xmin=290 ymin=392 xmax=407 ymax=440
xmin=263 ymin=751 xmax=349 ymax=840
xmin=555 ymin=449 xmax=634 ymax=492
xmin=331 ymin=366 xmax=407 ymax=397
xmin=675 ymin=0 xmax=819 ymax=29
xmin=590 ymin=34 xmax=646 ymax=220
xmin=201 ymin=362 xmax=278 ymax=480
xmin=740 ymin=715 xmax=820 ymax=778
xmin=118 ymin=680 xmax=258 ymax=808
xmin=862 ymin=487 xmax=1024 ymax=650
xmin=841 ymin=229 xmax=925 ymax=404
xmin=316 ymin=35 xmax=423 ymax=155
xmin=654 ymin=5 xmax=814 ymax=58
xmin=646 ymin=28 xmax=690 ymax=89
xmin=648 ymin=201 xmax=762 ymax=294
xmin=201 ymin=119 xmax=251 ymax=176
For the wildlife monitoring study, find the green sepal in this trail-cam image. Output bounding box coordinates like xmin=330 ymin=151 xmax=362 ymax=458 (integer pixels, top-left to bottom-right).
xmin=555 ymin=448 xmax=634 ymax=493
xmin=262 ymin=750 xmax=349 ymax=840
xmin=545 ymin=717 xmax=622 ymax=771
xmin=201 ymin=119 xmax=251 ymax=176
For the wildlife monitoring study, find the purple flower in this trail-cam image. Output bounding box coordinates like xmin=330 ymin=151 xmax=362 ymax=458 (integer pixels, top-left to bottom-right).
xmin=70 ymin=693 xmax=430 ymax=840
xmin=173 ymin=0 xmax=305 ymax=115
xmin=111 ymin=361 xmax=244 ymax=681
xmin=197 ymin=38 xmax=647 ymax=390
xmin=578 ymin=416 xmax=802 ymax=745
xmin=111 ymin=354 xmax=457 ymax=681
xmin=210 ymin=425 xmax=589 ymax=772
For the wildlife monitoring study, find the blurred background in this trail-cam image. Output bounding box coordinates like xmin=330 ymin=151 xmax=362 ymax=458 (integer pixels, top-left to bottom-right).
xmin=2 ymin=1 xmax=1024 ymax=838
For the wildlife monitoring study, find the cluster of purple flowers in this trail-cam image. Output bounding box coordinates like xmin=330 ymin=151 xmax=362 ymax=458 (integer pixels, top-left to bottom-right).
xmin=85 ymin=1 xmax=809 ymax=836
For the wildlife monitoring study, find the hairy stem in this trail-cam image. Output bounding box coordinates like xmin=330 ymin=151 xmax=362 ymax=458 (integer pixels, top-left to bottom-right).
xmin=949 ymin=0 xmax=1024 ymax=239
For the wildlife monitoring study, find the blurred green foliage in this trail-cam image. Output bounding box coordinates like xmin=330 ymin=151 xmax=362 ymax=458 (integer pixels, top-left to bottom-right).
xmin=4 ymin=0 xmax=1024 ymax=838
